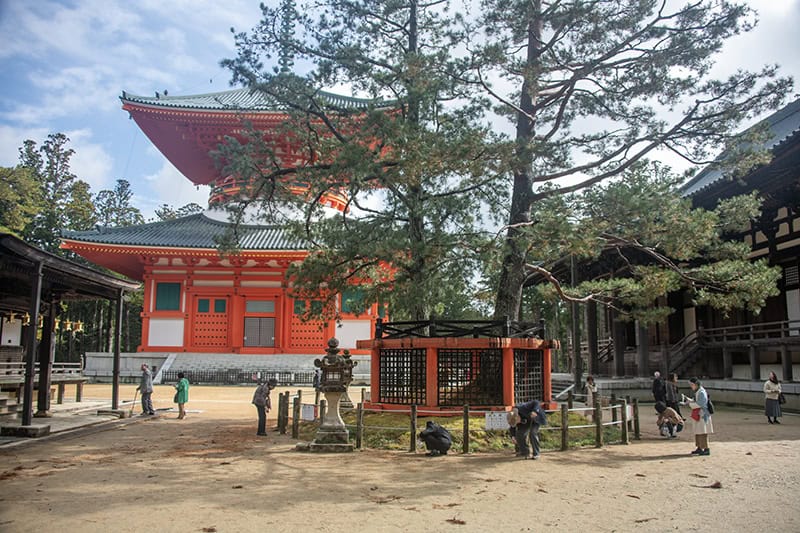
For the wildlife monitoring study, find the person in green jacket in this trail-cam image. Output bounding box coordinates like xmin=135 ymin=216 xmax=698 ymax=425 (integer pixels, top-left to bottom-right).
xmin=174 ymin=372 xmax=189 ymax=419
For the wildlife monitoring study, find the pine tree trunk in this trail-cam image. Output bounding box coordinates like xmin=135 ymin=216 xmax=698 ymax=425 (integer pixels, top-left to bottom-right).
xmin=494 ymin=1 xmax=541 ymax=321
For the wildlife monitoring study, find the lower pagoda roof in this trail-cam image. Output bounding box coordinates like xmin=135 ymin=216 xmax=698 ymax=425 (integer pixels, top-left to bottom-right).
xmin=61 ymin=213 xmax=308 ymax=280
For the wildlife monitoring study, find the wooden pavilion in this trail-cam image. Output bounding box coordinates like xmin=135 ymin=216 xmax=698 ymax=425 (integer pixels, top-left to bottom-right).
xmin=0 ymin=233 xmax=139 ymax=432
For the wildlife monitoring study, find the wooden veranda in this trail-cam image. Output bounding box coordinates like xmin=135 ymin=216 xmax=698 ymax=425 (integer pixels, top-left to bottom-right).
xmin=0 ymin=233 xmax=139 ymax=428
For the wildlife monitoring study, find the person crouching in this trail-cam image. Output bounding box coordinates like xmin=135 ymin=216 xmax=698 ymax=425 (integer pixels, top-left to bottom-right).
xmin=418 ymin=421 xmax=453 ymax=456
xmin=655 ymin=401 xmax=684 ymax=438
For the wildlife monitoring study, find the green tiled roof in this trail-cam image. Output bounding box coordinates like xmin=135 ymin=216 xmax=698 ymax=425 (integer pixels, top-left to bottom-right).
xmin=121 ymin=87 xmax=389 ymax=112
xmin=62 ymin=214 xmax=307 ymax=251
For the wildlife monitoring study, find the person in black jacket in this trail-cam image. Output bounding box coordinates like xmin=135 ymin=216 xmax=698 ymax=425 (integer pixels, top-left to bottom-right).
xmin=509 ymin=399 xmax=547 ymax=459
xmin=652 ymin=371 xmax=667 ymax=403
xmin=418 ymin=421 xmax=453 ymax=456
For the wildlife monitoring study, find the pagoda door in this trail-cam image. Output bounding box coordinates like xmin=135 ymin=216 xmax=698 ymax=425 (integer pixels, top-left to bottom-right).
xmin=191 ymin=296 xmax=230 ymax=350
xmin=242 ymin=298 xmax=278 ymax=348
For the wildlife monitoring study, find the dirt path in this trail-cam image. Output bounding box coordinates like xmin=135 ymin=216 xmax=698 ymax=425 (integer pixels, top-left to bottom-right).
xmin=0 ymin=385 xmax=798 ymax=532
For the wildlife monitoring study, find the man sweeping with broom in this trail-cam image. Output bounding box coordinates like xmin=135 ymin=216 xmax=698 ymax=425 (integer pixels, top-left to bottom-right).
xmin=136 ymin=363 xmax=155 ymax=416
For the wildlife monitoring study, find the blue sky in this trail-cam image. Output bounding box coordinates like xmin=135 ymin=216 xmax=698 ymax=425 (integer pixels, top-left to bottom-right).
xmin=1 ymin=0 xmax=799 ymax=220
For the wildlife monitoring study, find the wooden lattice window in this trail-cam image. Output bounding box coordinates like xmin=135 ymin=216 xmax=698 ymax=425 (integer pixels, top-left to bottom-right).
xmin=514 ymin=349 xmax=544 ymax=403
xmin=437 ymin=349 xmax=503 ymax=407
xmin=378 ymin=348 xmax=426 ymax=404
xmin=785 ymin=264 xmax=799 ymax=288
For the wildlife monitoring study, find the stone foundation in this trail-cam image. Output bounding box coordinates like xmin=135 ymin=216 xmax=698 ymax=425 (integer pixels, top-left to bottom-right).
xmin=1 ymin=424 xmax=51 ymax=438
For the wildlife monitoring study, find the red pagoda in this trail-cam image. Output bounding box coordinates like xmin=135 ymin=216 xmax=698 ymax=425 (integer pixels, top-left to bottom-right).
xmin=62 ymin=88 xmax=386 ymax=357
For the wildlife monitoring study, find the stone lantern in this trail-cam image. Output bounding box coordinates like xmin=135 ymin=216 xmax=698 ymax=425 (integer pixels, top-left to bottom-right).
xmin=309 ymin=338 xmax=357 ymax=452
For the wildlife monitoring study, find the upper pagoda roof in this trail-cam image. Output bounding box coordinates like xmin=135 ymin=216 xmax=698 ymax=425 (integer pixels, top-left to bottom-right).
xmin=62 ymin=213 xmax=307 ymax=251
xmin=682 ymin=97 xmax=800 ymax=198
xmin=121 ymin=87 xmax=388 ymax=113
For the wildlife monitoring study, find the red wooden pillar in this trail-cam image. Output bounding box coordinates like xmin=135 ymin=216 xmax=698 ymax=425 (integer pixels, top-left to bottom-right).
xmin=182 ymin=278 xmax=191 ymax=351
xmin=370 ymin=346 xmax=380 ymax=407
xmin=502 ymin=346 xmax=515 ymax=407
xmin=139 ymin=274 xmax=153 ymax=351
xmin=542 ymin=347 xmax=553 ymax=408
xmin=230 ymin=295 xmax=245 ymax=352
xmin=425 ymin=346 xmax=438 ymax=408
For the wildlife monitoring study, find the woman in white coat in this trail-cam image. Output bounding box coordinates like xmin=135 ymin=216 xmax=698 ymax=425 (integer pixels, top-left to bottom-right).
xmin=683 ymin=377 xmax=713 ymax=456
xmin=763 ymin=371 xmax=782 ymax=424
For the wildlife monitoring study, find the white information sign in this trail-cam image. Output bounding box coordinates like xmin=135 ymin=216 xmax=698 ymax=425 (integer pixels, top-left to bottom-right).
xmin=301 ymin=404 xmax=317 ymax=421
xmin=485 ymin=411 xmax=510 ymax=431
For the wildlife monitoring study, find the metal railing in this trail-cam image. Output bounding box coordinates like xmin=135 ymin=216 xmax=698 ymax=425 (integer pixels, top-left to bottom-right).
xmin=160 ymin=369 xmax=314 ymax=386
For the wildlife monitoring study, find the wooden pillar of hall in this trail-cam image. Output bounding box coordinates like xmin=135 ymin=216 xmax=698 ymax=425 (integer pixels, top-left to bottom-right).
xmin=502 ymin=346 xmax=515 ymax=406
xmin=586 ymin=300 xmax=599 ymax=376
xmin=749 ymin=344 xmax=760 ymax=381
xmin=612 ymin=310 xmax=626 ymax=377
xmin=722 ymin=346 xmax=733 ymax=379
xmin=636 ymin=322 xmax=649 ymax=378
xmin=781 ymin=345 xmax=793 ymax=382
xmin=35 ymin=301 xmax=58 ymax=417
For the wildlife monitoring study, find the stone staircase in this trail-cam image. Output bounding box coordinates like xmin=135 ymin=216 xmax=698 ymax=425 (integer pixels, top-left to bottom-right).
xmin=0 ymin=392 xmax=21 ymax=420
xmin=551 ymin=374 xmax=575 ymax=400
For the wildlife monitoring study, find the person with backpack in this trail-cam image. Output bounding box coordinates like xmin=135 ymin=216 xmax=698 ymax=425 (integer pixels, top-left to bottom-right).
xmin=508 ymin=399 xmax=548 ymax=460
xmin=682 ymin=377 xmax=713 ymax=456
xmin=418 ymin=421 xmax=453 ymax=456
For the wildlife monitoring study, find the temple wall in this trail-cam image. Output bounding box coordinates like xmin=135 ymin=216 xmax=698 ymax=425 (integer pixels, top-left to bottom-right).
xmin=148 ymin=318 xmax=185 ymax=346
xmin=336 ymin=319 xmax=372 ymax=351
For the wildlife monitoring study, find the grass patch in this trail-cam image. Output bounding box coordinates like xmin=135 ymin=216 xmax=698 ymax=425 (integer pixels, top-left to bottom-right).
xmin=295 ymin=409 xmax=625 ymax=452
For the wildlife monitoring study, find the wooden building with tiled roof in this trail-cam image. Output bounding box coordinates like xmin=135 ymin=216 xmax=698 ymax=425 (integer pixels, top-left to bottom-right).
xmin=581 ymin=98 xmax=800 ymax=384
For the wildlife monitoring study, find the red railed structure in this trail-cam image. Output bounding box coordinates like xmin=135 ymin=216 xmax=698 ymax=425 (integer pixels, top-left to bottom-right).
xmin=357 ymin=318 xmax=560 ymax=411
xmin=62 ymin=88 xmax=391 ymax=356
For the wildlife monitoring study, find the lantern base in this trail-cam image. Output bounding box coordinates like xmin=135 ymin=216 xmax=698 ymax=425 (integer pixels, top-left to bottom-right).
xmin=307 ymin=442 xmax=355 ymax=453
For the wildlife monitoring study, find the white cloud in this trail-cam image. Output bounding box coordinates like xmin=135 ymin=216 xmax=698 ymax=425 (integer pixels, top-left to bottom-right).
xmin=137 ymin=161 xmax=210 ymax=220
xmin=66 ymin=129 xmax=115 ymax=192
xmin=0 ymin=124 xmax=50 ymax=167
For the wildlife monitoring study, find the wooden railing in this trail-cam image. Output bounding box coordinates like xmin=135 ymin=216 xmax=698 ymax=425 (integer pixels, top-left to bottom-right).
xmin=667 ymin=330 xmax=701 ymax=374
xmin=700 ymin=319 xmax=800 ymax=345
xmin=0 ymin=361 xmax=83 ymax=380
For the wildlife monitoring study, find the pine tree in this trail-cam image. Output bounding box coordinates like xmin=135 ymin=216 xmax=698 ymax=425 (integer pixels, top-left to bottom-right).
xmin=470 ymin=0 xmax=792 ymax=320
xmin=221 ymin=0 xmax=500 ymax=320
